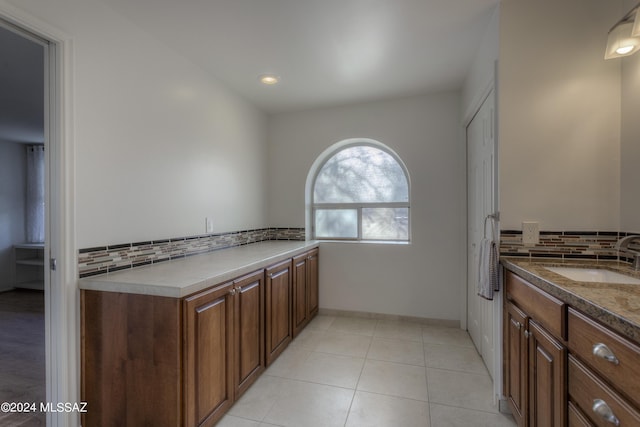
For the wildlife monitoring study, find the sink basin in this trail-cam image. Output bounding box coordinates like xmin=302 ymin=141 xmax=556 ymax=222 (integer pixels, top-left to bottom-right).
xmin=545 ymin=266 xmax=640 ymax=285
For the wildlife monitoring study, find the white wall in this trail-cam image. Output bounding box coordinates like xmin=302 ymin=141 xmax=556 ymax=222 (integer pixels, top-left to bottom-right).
xmin=620 ymin=15 xmax=640 ymax=233
xmin=268 ymin=93 xmax=464 ymax=321
xmin=7 ymin=0 xmax=269 ymax=248
xmin=499 ymin=0 xmax=621 ymax=231
xmin=0 ymin=142 xmax=26 ymax=290
xmin=461 ymin=6 xmax=499 ymax=122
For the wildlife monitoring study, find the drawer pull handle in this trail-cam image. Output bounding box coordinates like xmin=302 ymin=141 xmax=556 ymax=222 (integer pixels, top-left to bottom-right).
xmin=592 ymin=399 xmax=620 ymax=426
xmin=510 ymin=319 xmax=521 ymax=330
xmin=592 ymin=343 xmax=620 ymax=365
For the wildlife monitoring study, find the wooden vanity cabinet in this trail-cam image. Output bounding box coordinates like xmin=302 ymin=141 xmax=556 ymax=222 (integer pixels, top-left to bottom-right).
xmin=82 ymin=247 xmax=319 ymax=426
xmin=292 ymin=248 xmax=319 ymax=337
xmin=265 ymin=259 xmax=293 ymax=365
xmin=503 ymin=271 xmax=567 ymax=427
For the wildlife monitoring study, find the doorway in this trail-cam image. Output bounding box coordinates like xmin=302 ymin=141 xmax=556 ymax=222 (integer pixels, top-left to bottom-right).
xmin=0 ymin=11 xmax=75 ymax=424
xmin=0 ymin=20 xmax=47 ymax=426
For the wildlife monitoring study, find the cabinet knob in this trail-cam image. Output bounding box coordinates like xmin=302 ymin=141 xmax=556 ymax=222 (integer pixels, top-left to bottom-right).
xmin=230 ymin=288 xmax=236 ymax=296
xmin=592 ymin=399 xmax=620 ymax=426
xmin=592 ymin=343 xmax=619 ymax=365
xmin=524 ymin=330 xmax=531 ymax=339
xmin=510 ymin=319 xmax=521 ymax=330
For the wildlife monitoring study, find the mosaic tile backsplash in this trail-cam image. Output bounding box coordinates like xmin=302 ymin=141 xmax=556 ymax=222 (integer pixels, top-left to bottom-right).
xmin=78 ymin=228 xmax=306 ymax=278
xmin=500 ymin=230 xmax=640 ymax=262
xmin=79 ymin=227 xmax=640 ymax=278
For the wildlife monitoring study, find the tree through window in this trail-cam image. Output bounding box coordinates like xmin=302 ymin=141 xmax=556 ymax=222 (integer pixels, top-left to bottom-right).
xmin=312 ymin=143 xmax=410 ymax=241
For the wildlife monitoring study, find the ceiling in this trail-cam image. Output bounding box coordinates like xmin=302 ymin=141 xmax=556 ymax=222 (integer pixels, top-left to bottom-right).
xmin=0 ymin=0 xmax=499 ymax=144
xmin=98 ymin=0 xmax=499 ymax=113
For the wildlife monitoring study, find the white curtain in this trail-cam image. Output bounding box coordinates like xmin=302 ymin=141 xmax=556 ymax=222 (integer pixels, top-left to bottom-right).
xmin=26 ymin=145 xmax=45 ymax=243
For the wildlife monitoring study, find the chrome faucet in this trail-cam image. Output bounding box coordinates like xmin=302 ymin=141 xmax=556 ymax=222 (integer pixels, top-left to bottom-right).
xmin=616 ymin=235 xmax=640 ymax=271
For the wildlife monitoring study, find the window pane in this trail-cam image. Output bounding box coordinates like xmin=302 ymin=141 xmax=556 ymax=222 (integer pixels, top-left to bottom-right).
xmin=362 ymin=208 xmax=409 ymax=240
xmin=314 ymin=146 xmax=408 ymax=203
xmin=315 ymin=209 xmax=358 ymax=239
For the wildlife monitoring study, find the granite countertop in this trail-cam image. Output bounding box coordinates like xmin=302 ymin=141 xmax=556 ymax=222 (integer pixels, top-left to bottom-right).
xmin=79 ymin=240 xmax=320 ymax=298
xmin=501 ymin=257 xmax=640 ymax=344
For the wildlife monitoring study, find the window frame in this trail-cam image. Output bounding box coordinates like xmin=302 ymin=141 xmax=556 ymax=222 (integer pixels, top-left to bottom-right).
xmin=311 ymin=142 xmax=411 ymax=242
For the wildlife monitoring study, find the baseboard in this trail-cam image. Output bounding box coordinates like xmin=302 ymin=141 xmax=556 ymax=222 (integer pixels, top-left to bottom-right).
xmin=318 ymin=308 xmax=460 ymax=328
xmin=498 ymin=397 xmax=512 ymax=414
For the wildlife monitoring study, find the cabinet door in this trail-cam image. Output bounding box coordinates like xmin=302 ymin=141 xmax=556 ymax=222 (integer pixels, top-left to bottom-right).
xmin=265 ymin=260 xmax=292 ymax=365
xmin=306 ymin=248 xmax=319 ymax=318
xmin=292 ymin=253 xmax=309 ymax=337
xmin=184 ymin=283 xmax=234 ymax=427
xmin=528 ymin=320 xmax=567 ymax=427
xmin=233 ymin=270 xmax=265 ymax=398
xmin=505 ymin=301 xmax=528 ymax=427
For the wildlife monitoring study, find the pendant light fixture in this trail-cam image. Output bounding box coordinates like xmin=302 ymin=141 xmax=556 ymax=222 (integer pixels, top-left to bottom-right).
xmin=605 ymin=2 xmax=640 ymax=59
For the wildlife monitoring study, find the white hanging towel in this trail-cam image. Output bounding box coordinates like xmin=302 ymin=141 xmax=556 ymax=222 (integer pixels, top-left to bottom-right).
xmin=478 ymin=237 xmax=500 ymax=300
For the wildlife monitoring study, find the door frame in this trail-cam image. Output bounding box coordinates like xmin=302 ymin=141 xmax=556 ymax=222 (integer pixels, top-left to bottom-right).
xmin=0 ymin=3 xmax=78 ymax=426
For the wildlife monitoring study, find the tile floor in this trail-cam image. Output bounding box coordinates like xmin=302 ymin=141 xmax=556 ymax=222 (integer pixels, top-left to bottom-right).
xmin=0 ymin=292 xmax=517 ymax=427
xmin=220 ymin=315 xmax=516 ymax=427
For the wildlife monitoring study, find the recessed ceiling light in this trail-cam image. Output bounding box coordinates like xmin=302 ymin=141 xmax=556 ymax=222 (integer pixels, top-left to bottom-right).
xmin=259 ymin=74 xmax=280 ymax=85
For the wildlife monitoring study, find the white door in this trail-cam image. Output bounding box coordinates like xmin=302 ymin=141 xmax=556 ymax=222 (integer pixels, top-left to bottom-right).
xmin=467 ymin=90 xmax=497 ymax=379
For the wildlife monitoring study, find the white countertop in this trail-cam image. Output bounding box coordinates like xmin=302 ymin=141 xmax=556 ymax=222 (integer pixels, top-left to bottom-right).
xmin=79 ymin=240 xmax=320 ymax=298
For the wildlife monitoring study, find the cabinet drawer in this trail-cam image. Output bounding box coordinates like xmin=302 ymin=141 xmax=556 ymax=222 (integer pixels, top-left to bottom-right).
xmin=568 ymin=355 xmax=640 ymax=427
xmin=568 ymin=308 xmax=640 ymax=407
xmin=505 ymin=271 xmax=566 ymax=339
xmin=569 ymin=401 xmax=595 ymax=427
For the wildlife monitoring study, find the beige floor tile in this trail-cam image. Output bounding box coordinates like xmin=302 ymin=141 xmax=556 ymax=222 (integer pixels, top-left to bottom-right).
xmin=367 ymin=337 xmax=425 ymax=366
xmin=429 ymin=403 xmax=516 ymax=427
xmin=290 ymin=327 xmax=326 ymax=350
xmin=328 ymin=316 xmax=378 ymax=336
xmin=228 ymin=375 xmax=285 ymax=421
xmin=345 ymin=391 xmax=430 ymax=427
xmin=424 ymin=343 xmax=487 ymax=374
xmin=374 ymin=320 xmax=424 ymax=342
xmin=422 ymin=326 xmax=474 ymax=347
xmin=263 ymin=380 xmax=354 ymax=427
xmin=217 ymin=415 xmax=262 ymax=427
xmin=426 ymin=368 xmax=498 ymax=413
xmin=291 ymin=351 xmax=365 ymax=388
xmin=315 ymin=332 xmax=372 ymax=357
xmin=264 ymin=345 xmax=312 ymax=379
xmin=357 ymin=360 xmax=428 ymax=401
xmin=306 ymin=315 xmax=336 ymax=331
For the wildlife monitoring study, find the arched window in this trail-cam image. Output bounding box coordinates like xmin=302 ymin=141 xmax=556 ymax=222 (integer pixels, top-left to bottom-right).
xmin=311 ymin=141 xmax=410 ymax=241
